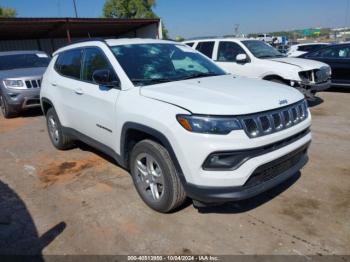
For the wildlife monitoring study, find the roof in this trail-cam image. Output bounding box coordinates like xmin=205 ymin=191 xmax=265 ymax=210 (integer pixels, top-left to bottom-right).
xmin=0 ymin=50 xmax=47 ymax=56
xmin=183 ymin=37 xmax=252 ymax=43
xmin=53 ymin=38 xmax=180 ymax=56
xmin=0 ymin=17 xmax=160 ymax=40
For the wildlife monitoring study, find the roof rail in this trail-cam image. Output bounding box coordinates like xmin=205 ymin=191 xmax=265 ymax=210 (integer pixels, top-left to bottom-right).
xmin=59 ymin=37 xmax=109 ymax=49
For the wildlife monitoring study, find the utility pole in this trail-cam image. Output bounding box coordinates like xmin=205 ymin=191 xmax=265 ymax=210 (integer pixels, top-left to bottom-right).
xmin=73 ymin=0 xmax=78 ymax=18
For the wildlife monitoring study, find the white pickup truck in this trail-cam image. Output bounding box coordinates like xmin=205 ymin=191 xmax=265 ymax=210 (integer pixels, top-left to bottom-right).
xmin=184 ymin=38 xmax=331 ymax=98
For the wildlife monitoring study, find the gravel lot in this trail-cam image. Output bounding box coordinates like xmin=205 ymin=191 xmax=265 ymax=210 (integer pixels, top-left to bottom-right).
xmin=0 ymin=90 xmax=349 ymax=256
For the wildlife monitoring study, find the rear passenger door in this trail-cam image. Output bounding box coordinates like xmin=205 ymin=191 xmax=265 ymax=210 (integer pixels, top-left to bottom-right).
xmin=76 ymin=47 xmax=121 ymax=146
xmin=53 ymin=48 xmax=85 ymax=130
xmin=195 ymin=41 xmax=215 ymax=59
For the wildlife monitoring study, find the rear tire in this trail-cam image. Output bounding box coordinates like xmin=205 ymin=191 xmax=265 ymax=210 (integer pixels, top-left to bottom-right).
xmin=0 ymin=94 xmax=17 ymax=118
xmin=46 ymin=107 xmax=74 ymax=150
xmin=130 ymin=139 xmax=186 ymax=213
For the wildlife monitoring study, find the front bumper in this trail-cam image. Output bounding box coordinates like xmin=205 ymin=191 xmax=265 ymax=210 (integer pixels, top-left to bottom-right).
xmin=307 ymin=80 xmax=331 ymax=92
xmin=3 ymin=88 xmax=41 ymax=110
xmin=185 ymin=142 xmax=310 ymax=203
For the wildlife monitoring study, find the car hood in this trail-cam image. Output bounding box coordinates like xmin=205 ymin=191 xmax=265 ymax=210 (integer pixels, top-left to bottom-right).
xmin=268 ymin=57 xmax=328 ymax=70
xmin=140 ymin=75 xmax=304 ymax=115
xmin=0 ymin=67 xmax=47 ymax=79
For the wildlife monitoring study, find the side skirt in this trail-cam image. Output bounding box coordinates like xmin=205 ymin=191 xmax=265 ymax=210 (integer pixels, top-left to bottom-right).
xmin=62 ymin=127 xmax=126 ymax=169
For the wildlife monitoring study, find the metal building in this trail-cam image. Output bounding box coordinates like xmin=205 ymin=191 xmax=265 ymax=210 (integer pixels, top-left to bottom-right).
xmin=0 ymin=17 xmax=162 ymax=54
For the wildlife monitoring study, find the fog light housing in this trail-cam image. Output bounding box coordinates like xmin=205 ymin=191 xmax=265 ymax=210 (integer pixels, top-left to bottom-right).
xmin=203 ymin=152 xmax=246 ymax=170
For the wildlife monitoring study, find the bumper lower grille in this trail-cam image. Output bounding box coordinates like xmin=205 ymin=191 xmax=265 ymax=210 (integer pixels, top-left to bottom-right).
xmin=240 ymin=100 xmax=308 ymax=138
xmin=244 ymin=143 xmax=309 ymax=188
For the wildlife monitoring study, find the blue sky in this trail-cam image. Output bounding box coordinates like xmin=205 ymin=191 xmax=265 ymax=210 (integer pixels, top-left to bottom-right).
xmin=1 ymin=0 xmax=349 ymax=38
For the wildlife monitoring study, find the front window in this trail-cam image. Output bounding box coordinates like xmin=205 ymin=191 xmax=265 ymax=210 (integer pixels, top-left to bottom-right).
xmin=111 ymin=43 xmax=226 ymax=86
xmin=0 ymin=53 xmax=50 ymax=71
xmin=242 ymin=40 xmax=285 ymax=59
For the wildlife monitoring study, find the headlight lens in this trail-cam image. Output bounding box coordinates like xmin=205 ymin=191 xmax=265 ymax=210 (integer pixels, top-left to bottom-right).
xmin=176 ymin=114 xmax=242 ymax=134
xmin=4 ymin=79 xmax=24 ymax=89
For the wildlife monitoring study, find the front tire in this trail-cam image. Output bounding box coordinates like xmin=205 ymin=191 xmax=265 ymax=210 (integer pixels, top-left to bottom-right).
xmin=130 ymin=139 xmax=186 ymax=213
xmin=46 ymin=107 xmax=74 ymax=150
xmin=0 ymin=94 xmax=17 ymax=118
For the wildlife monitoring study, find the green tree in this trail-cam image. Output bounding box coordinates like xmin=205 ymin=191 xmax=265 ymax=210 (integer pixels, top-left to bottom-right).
xmin=103 ymin=0 xmax=157 ymax=18
xmin=0 ymin=6 xmax=17 ymax=17
xmin=103 ymin=0 xmax=169 ymax=39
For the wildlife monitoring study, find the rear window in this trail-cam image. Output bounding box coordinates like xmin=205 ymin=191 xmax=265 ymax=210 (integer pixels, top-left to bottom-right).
xmin=55 ymin=49 xmax=82 ymax=79
xmin=298 ymin=45 xmax=326 ymax=52
xmin=0 ymin=53 xmax=50 ymax=71
xmin=195 ymin=41 xmax=215 ymax=58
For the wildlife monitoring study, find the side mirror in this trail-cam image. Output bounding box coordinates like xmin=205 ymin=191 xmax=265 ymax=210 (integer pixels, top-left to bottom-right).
xmin=92 ymin=69 xmax=120 ymax=87
xmin=236 ymin=54 xmax=248 ymax=64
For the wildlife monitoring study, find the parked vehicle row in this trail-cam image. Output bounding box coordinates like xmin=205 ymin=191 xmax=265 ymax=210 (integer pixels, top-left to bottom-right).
xmin=300 ymin=43 xmax=350 ymax=87
xmin=0 ymin=51 xmax=50 ymax=118
xmin=184 ymin=38 xmax=331 ymax=98
xmin=38 ymin=39 xmax=312 ymax=212
xmin=287 ymin=43 xmax=330 ymax=57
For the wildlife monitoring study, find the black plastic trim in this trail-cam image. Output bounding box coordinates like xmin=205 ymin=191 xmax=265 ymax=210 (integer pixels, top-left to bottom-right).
xmin=120 ymin=122 xmax=188 ymax=185
xmin=62 ymin=127 xmax=125 ymax=168
xmin=202 ymin=127 xmax=310 ymax=171
xmin=185 ymin=142 xmax=310 ymax=203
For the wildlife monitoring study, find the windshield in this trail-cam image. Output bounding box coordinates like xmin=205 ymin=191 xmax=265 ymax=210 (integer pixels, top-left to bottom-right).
xmin=0 ymin=53 xmax=50 ymax=70
xmin=242 ymin=40 xmax=285 ymax=59
xmin=111 ymin=43 xmax=226 ymax=86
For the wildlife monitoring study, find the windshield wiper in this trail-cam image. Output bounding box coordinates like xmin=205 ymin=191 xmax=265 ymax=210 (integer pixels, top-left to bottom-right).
xmin=181 ymin=72 xmax=220 ymax=80
xmin=131 ymin=78 xmax=174 ymax=86
xmin=259 ymin=54 xmax=285 ymax=59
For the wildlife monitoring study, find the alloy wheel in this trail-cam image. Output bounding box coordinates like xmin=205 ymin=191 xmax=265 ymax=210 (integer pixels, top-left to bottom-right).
xmin=134 ymin=153 xmax=165 ymax=202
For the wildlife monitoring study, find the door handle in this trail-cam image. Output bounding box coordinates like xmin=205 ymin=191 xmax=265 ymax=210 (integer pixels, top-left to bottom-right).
xmin=50 ymin=82 xmax=57 ymax=87
xmin=74 ymin=88 xmax=84 ymax=95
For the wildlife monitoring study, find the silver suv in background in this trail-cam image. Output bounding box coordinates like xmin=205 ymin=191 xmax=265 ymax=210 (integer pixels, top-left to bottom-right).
xmin=0 ymin=51 xmax=50 ymax=118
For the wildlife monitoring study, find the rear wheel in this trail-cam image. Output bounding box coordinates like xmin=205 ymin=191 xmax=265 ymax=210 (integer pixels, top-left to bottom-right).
xmin=46 ymin=107 xmax=74 ymax=150
xmin=130 ymin=139 xmax=186 ymax=213
xmin=0 ymin=94 xmax=17 ymax=118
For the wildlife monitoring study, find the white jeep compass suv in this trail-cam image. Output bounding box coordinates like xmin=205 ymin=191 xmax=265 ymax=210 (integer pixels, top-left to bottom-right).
xmin=184 ymin=38 xmax=331 ymax=98
xmin=40 ymin=39 xmax=312 ymax=213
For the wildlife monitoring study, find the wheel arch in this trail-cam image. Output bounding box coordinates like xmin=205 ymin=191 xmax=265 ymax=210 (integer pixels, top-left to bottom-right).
xmin=120 ymin=122 xmax=187 ymax=185
xmin=41 ymin=97 xmax=54 ymax=115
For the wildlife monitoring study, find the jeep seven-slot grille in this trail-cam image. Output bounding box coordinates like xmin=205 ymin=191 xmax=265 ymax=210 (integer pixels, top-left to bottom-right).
xmin=240 ymin=100 xmax=308 ymax=138
xmin=25 ymin=79 xmax=41 ymax=88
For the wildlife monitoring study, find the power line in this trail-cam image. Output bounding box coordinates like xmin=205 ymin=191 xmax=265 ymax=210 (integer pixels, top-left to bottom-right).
xmin=73 ymin=0 xmax=78 ymax=18
xmin=346 ymin=0 xmax=350 ymax=27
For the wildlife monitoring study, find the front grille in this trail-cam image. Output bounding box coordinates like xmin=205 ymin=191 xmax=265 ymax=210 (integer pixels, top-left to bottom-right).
xmin=240 ymin=100 xmax=308 ymax=138
xmin=25 ymin=79 xmax=41 ymax=88
xmin=244 ymin=143 xmax=309 ymax=188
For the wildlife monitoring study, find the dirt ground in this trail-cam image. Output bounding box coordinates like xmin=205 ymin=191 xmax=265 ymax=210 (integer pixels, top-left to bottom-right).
xmin=0 ymin=90 xmax=349 ymax=256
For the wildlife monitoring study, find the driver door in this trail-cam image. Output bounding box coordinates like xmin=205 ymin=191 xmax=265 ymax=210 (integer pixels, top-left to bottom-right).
xmin=74 ymin=47 xmax=121 ymax=146
xmin=214 ymin=41 xmax=253 ymax=77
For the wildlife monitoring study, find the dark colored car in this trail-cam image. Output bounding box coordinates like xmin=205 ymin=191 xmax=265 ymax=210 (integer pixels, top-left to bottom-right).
xmin=301 ymin=43 xmax=350 ymax=88
xmin=0 ymin=51 xmax=50 ymax=118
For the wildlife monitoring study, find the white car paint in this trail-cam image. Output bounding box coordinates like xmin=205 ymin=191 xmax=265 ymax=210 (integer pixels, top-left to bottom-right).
xmin=41 ymin=38 xmax=311 ymax=203
xmin=287 ymin=43 xmax=329 ymax=57
xmin=184 ymin=38 xmax=331 ymax=93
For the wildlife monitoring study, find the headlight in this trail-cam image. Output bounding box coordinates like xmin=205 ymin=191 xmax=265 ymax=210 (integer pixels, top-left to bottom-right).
xmin=4 ymin=79 xmax=24 ymax=89
xmin=176 ymin=114 xmax=242 ymax=134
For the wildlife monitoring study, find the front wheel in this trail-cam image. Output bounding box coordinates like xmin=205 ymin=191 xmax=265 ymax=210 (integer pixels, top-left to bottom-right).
xmin=0 ymin=94 xmax=17 ymax=118
xmin=130 ymin=140 xmax=186 ymax=213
